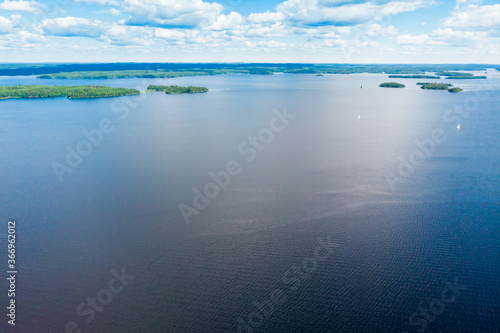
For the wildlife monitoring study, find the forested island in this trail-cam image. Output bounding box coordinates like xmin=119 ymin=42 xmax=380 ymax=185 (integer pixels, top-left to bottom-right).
xmin=0 ymin=85 xmax=140 ymax=99
xmin=387 ymin=72 xmax=486 ymax=80
xmin=445 ymin=76 xmax=487 ymax=79
xmin=380 ymin=82 xmax=405 ymax=88
xmin=417 ymin=82 xmax=452 ymax=89
xmin=388 ymin=75 xmax=440 ymax=79
xmin=417 ymin=82 xmax=463 ymax=92
xmin=436 ymin=72 xmax=487 ymax=79
xmin=147 ymin=85 xmax=209 ymax=94
xmin=37 ymin=69 xmax=266 ymax=80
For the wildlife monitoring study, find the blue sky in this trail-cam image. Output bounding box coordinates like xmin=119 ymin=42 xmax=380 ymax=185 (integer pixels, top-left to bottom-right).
xmin=0 ymin=0 xmax=499 ymax=63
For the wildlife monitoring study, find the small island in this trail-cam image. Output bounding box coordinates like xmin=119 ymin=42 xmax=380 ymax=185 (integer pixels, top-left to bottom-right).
xmin=380 ymin=82 xmax=405 ymax=88
xmin=417 ymin=82 xmax=452 ymax=90
xmin=147 ymin=85 xmax=209 ymax=94
xmin=417 ymin=82 xmax=463 ymax=92
xmin=0 ymin=85 xmax=140 ymax=100
xmin=389 ymin=75 xmax=440 ymax=79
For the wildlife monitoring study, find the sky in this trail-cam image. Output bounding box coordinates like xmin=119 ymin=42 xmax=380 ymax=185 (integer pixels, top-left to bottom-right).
xmin=0 ymin=0 xmax=499 ymax=63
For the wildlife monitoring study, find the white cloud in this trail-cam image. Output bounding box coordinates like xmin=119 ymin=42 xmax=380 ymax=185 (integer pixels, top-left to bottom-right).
xmin=0 ymin=15 xmax=17 ymax=33
xmin=0 ymin=0 xmax=44 ymax=13
xmin=365 ymin=23 xmax=397 ymax=36
xmin=395 ymin=26 xmax=488 ymax=47
xmin=276 ymin=0 xmax=435 ymax=27
xmin=102 ymin=24 xmax=153 ymax=45
xmin=431 ymin=27 xmax=487 ymax=44
xmin=252 ymin=40 xmax=287 ymax=48
xmin=123 ymin=0 xmax=223 ymax=28
xmin=320 ymin=37 xmax=379 ymax=55
xmin=17 ymin=30 xmax=45 ymax=42
xmin=247 ymin=11 xmax=286 ymax=24
xmin=75 ymin=0 xmax=119 ymax=5
xmin=98 ymin=23 xmax=206 ymax=47
xmin=0 ymin=18 xmax=44 ymax=49
xmin=244 ymin=22 xmax=288 ymax=37
xmin=296 ymin=25 xmax=351 ymax=40
xmin=41 ymin=17 xmax=106 ymax=37
xmin=443 ymin=4 xmax=500 ymax=29
xmin=396 ymin=34 xmax=432 ymax=45
xmin=207 ymin=11 xmax=243 ymax=30
xmin=1 ymin=0 xmax=497 ymax=62
xmin=308 ymin=30 xmax=338 ymax=39
xmin=454 ymin=0 xmax=480 ymax=9
xmin=154 ymin=27 xmax=185 ymax=40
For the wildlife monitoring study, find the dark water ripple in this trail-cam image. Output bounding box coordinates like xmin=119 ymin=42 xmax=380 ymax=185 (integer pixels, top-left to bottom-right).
xmin=0 ymin=74 xmax=498 ymax=332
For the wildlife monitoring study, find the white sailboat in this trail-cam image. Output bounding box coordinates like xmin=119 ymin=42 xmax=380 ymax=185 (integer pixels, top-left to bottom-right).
xmin=457 ymin=124 xmax=461 ymax=130
xmin=357 ymin=115 xmax=361 ymax=120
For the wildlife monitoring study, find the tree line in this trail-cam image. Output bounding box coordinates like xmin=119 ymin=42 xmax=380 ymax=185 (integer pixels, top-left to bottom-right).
xmin=0 ymin=85 xmax=140 ymax=99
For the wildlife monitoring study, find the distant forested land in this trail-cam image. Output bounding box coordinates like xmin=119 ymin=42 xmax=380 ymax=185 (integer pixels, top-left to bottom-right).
xmin=388 ymin=75 xmax=441 ymax=79
xmin=380 ymin=82 xmax=405 ymax=88
xmin=0 ymin=63 xmax=497 ymax=77
xmin=436 ymin=72 xmax=487 ymax=79
xmin=0 ymin=85 xmax=140 ymax=99
xmin=147 ymin=85 xmax=209 ymax=94
xmin=37 ymin=69 xmax=258 ymax=79
xmin=36 ymin=68 xmax=439 ymax=80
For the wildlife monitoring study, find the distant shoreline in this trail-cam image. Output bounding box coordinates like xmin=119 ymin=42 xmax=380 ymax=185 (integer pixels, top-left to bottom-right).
xmin=0 ymin=64 xmax=496 ymax=78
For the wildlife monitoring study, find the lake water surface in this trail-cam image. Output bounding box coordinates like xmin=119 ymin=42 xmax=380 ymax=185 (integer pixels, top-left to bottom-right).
xmin=0 ymin=74 xmax=498 ymax=332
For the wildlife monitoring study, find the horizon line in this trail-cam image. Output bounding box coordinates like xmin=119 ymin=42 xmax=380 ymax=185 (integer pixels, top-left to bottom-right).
xmin=1 ymin=62 xmax=499 ymax=65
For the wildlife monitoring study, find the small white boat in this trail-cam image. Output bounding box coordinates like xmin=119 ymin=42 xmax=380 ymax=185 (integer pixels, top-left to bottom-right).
xmin=357 ymin=115 xmax=361 ymax=119
xmin=457 ymin=124 xmax=461 ymax=130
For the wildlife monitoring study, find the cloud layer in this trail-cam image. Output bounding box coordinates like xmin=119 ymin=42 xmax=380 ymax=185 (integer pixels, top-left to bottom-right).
xmin=0 ymin=0 xmax=498 ymax=62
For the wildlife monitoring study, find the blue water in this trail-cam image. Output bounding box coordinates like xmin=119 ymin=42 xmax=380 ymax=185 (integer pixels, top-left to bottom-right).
xmin=0 ymin=74 xmax=498 ymax=332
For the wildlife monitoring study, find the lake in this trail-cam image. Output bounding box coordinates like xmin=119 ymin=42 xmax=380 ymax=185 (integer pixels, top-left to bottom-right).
xmin=0 ymin=73 xmax=498 ymax=332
